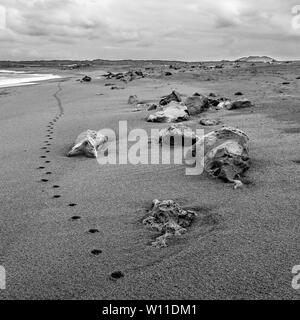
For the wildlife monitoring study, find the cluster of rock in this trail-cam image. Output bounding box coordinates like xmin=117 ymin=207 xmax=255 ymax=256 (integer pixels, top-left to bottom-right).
xmin=145 ymin=90 xmax=253 ymax=123
xmin=103 ymin=70 xmax=145 ymax=83
xmin=128 ymin=95 xmax=158 ymax=112
xmin=143 ymin=199 xmax=197 ymax=247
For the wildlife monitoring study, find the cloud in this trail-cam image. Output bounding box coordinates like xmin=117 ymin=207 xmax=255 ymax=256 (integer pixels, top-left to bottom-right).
xmin=0 ymin=0 xmax=299 ymax=60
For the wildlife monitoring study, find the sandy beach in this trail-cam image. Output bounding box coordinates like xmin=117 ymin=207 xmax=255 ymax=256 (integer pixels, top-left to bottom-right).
xmin=0 ymin=63 xmax=299 ymax=300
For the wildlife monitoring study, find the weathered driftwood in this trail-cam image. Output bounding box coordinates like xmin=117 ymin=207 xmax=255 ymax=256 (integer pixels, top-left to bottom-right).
xmin=185 ymin=127 xmax=250 ymax=187
xmin=67 ymin=130 xmax=108 ymax=158
xmin=143 ymin=199 xmax=197 ymax=248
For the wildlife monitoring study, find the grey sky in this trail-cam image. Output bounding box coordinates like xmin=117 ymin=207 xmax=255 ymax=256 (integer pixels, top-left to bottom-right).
xmin=0 ymin=0 xmax=299 ymax=61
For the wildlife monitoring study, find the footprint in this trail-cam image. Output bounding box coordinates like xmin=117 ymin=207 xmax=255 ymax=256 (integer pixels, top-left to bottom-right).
xmin=53 ymin=195 xmax=61 ymax=199
xmin=91 ymin=249 xmax=102 ymax=256
xmin=41 ymin=147 xmax=47 ymax=150
xmin=38 ymin=166 xmax=45 ymax=169
xmin=89 ymin=229 xmax=99 ymax=234
xmin=71 ymin=216 xmax=81 ymax=221
xmin=53 ymin=185 xmax=60 ymax=188
xmin=41 ymin=179 xmax=49 ymax=182
xmin=110 ymin=271 xmax=124 ymax=280
xmin=45 ymin=161 xmax=51 ymax=163
xmin=40 ymin=156 xmax=47 ymax=159
xmin=68 ymin=203 xmax=77 ymax=207
xmin=45 ymin=172 xmax=52 ymax=175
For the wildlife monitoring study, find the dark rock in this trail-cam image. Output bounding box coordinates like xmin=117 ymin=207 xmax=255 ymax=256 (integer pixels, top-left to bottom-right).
xmin=159 ymin=90 xmax=182 ymax=106
xmin=81 ymin=76 xmax=92 ymax=82
xmin=226 ymin=99 xmax=253 ymax=110
xmin=110 ymin=271 xmax=125 ymax=279
xmin=128 ymin=95 xmax=139 ymax=105
xmin=184 ymin=95 xmax=210 ymax=115
xmin=147 ymin=104 xmax=157 ymax=111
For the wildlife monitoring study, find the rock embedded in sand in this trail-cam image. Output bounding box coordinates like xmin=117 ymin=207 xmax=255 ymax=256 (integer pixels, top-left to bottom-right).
xmin=199 ymin=119 xmax=221 ymax=126
xmin=184 ymin=95 xmax=210 ymax=115
xmin=143 ymin=199 xmax=197 ymax=248
xmin=159 ymin=90 xmax=182 ymax=106
xmin=111 ymin=86 xmax=125 ymax=90
xmin=81 ymin=76 xmax=92 ymax=82
xmin=128 ymin=95 xmax=139 ymax=105
xmin=132 ymin=103 xmax=157 ymax=112
xmin=67 ymin=130 xmax=108 ymax=158
xmin=159 ymin=124 xmax=198 ymax=146
xmin=185 ymin=127 xmax=250 ymax=185
xmin=147 ymin=102 xmax=189 ymax=123
xmin=147 ymin=104 xmax=158 ymax=111
xmin=216 ymin=100 xmax=232 ymax=110
xmin=226 ymin=99 xmax=253 ymax=110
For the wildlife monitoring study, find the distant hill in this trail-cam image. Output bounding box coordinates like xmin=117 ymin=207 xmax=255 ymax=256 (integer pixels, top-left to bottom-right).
xmin=236 ymin=56 xmax=276 ymax=63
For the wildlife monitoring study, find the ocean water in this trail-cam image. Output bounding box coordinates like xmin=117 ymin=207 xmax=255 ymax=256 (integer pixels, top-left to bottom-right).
xmin=0 ymin=70 xmax=61 ymax=88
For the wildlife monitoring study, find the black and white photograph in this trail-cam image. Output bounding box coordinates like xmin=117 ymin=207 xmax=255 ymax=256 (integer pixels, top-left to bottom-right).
xmin=0 ymin=0 xmax=300 ymax=308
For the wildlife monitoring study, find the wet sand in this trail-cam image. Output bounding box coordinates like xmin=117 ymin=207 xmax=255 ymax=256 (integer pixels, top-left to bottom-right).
xmin=0 ymin=63 xmax=299 ymax=299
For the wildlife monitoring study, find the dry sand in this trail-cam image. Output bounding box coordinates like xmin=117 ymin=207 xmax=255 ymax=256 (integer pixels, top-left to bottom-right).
xmin=0 ymin=63 xmax=299 ymax=300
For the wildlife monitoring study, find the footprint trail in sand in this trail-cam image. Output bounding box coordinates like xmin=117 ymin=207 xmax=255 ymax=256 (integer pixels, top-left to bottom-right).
xmin=36 ymin=81 xmax=113 ymax=277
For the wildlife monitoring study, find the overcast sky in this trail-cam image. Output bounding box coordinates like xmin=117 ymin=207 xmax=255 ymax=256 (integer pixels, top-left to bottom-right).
xmin=0 ymin=0 xmax=300 ymax=61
